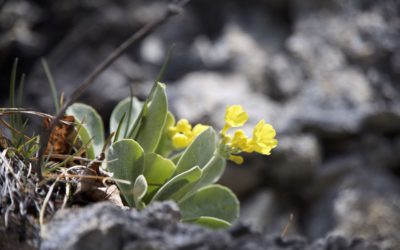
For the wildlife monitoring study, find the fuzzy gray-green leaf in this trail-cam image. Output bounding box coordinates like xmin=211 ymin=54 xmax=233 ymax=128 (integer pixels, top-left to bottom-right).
xmin=143 ymin=153 xmax=175 ymax=196
xmin=179 ymin=184 xmax=239 ymax=224
xmin=135 ymin=82 xmax=168 ymax=152
xmin=182 ymin=216 xmax=231 ymax=229
xmin=174 ymin=128 xmax=216 ymax=176
xmin=195 ymin=155 xmax=226 ymax=189
xmin=133 ymin=175 xmax=148 ymax=209
xmin=75 ymin=123 xmax=96 ymax=159
xmin=107 ymin=139 xmax=144 ymax=206
xmin=155 ymin=111 xmax=175 ymax=156
xmin=110 ymin=97 xmax=143 ymax=141
xmin=67 ymin=103 xmax=104 ymax=157
xmin=152 ymin=166 xmax=202 ymax=202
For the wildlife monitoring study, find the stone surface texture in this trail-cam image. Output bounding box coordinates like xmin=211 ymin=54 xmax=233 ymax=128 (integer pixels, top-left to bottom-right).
xmin=1 ymin=0 xmax=400 ymax=249
xmin=40 ymin=202 xmax=380 ymax=250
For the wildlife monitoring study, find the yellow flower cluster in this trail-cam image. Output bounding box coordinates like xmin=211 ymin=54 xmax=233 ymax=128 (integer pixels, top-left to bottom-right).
xmin=222 ymin=105 xmax=278 ymax=164
xmin=168 ymin=105 xmax=277 ymax=165
xmin=168 ymin=119 xmax=208 ymax=149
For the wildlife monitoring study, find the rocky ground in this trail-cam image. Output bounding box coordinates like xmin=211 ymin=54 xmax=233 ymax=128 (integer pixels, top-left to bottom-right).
xmin=39 ymin=202 xmax=380 ymax=250
xmin=1 ymin=0 xmax=400 ymax=249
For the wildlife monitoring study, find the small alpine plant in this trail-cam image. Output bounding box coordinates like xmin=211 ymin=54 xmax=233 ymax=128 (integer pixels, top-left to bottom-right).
xmin=66 ymin=81 xmax=278 ymax=229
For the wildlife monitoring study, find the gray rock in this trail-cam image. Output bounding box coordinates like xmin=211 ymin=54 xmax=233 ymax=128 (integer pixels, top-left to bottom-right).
xmin=0 ymin=0 xmax=44 ymax=105
xmin=333 ymin=188 xmax=400 ymax=250
xmin=41 ymin=201 xmax=225 ymax=250
xmin=24 ymin=7 xmax=148 ymax=114
xmin=213 ymin=22 xmax=269 ymax=87
xmin=281 ymin=69 xmax=373 ymax=137
xmin=22 ymin=0 xmax=201 ymax=115
xmin=40 ymin=201 xmax=379 ymax=250
xmin=0 ymin=0 xmax=43 ymax=52
xmin=219 ymin=162 xmax=265 ymax=197
xmin=362 ymin=102 xmax=400 ymax=134
xmin=221 ymin=133 xmax=321 ymax=197
xmin=266 ymin=54 xmax=305 ymax=101
xmin=169 ymin=71 xmax=281 ymax=130
xmin=260 ymin=134 xmax=321 ymax=188
xmin=287 ymin=35 xmax=346 ymax=73
xmin=240 ymin=189 xmax=301 ymax=235
xmin=310 ymin=234 xmax=381 ymax=250
xmin=304 ymin=159 xmax=400 ymax=249
xmin=292 ymin=0 xmax=400 ymax=63
xmin=358 ymin=134 xmax=400 ymax=172
xmin=280 ymin=0 xmax=400 ymax=137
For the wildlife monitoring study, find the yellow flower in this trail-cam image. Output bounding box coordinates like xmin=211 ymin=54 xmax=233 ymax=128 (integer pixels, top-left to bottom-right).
xmin=229 ymin=155 xmax=244 ymax=165
xmin=218 ymin=106 xmax=277 ymax=165
xmin=169 ymin=119 xmax=189 ymax=136
xmin=169 ymin=119 xmax=192 ymax=149
xmin=175 ymin=119 xmax=192 ymax=133
xmin=171 ymin=133 xmax=191 ymax=148
xmin=230 ymin=130 xmax=251 ymax=152
xmin=192 ymin=124 xmax=209 ymax=136
xmin=169 ymin=119 xmax=209 ymax=149
xmin=222 ymin=105 xmax=249 ymax=134
xmin=248 ymin=120 xmax=278 ymax=155
xmin=224 ymin=130 xmax=248 ymax=165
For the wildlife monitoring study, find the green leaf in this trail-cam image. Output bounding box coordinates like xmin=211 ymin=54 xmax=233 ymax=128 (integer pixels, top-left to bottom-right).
xmin=184 ymin=155 xmax=226 ymax=199
xmin=133 ymin=175 xmax=148 ymax=210
xmin=170 ymin=151 xmax=183 ymax=164
xmin=135 ymin=82 xmax=168 ymax=152
xmin=17 ymin=73 xmax=25 ymax=108
xmin=179 ymin=184 xmax=239 ymax=224
xmin=183 ymin=216 xmax=231 ymax=229
xmin=110 ymin=97 xmax=143 ymax=141
xmin=198 ymin=156 xmax=226 ymax=188
xmin=41 ymin=58 xmax=60 ymax=113
xmin=155 ymin=45 xmax=175 ymax=83
xmin=143 ymin=153 xmax=175 ymax=194
xmin=15 ymin=74 xmax=26 ymax=147
xmin=155 ymin=111 xmax=175 ymax=156
xmin=75 ymin=123 xmax=96 ymax=159
xmin=9 ymin=58 xmax=18 ymax=145
xmin=113 ymin=113 xmax=126 ymax=143
xmin=152 ymin=166 xmax=202 ymax=202
xmin=67 ymin=103 xmax=104 ymax=156
xmin=107 ymin=139 xmax=145 ymax=206
xmin=174 ymin=128 xmax=216 ymax=176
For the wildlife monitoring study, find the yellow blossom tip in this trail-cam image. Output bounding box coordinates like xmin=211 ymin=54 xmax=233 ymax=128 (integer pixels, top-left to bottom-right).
xmin=169 ymin=119 xmax=210 ymax=149
xmin=229 ymin=155 xmax=244 ymax=165
xmin=230 ymin=129 xmax=250 ymax=151
xmin=172 ymin=133 xmax=191 ymax=149
xmin=192 ymin=124 xmax=209 ymax=136
xmin=224 ymin=105 xmax=249 ymax=128
xmin=176 ymin=119 xmax=192 ymax=132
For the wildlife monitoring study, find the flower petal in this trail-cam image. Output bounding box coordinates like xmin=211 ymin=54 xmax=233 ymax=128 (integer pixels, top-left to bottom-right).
xmin=172 ymin=133 xmax=191 ymax=148
xmin=225 ymin=105 xmax=249 ymax=127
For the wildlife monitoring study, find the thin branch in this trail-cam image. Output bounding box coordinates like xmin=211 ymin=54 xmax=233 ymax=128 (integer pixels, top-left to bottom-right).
xmin=0 ymin=109 xmax=73 ymax=125
xmin=36 ymin=0 xmax=191 ymax=180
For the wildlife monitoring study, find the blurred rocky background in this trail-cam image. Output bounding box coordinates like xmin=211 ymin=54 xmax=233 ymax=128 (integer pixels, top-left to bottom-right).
xmin=1 ymin=0 xmax=400 ymax=249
